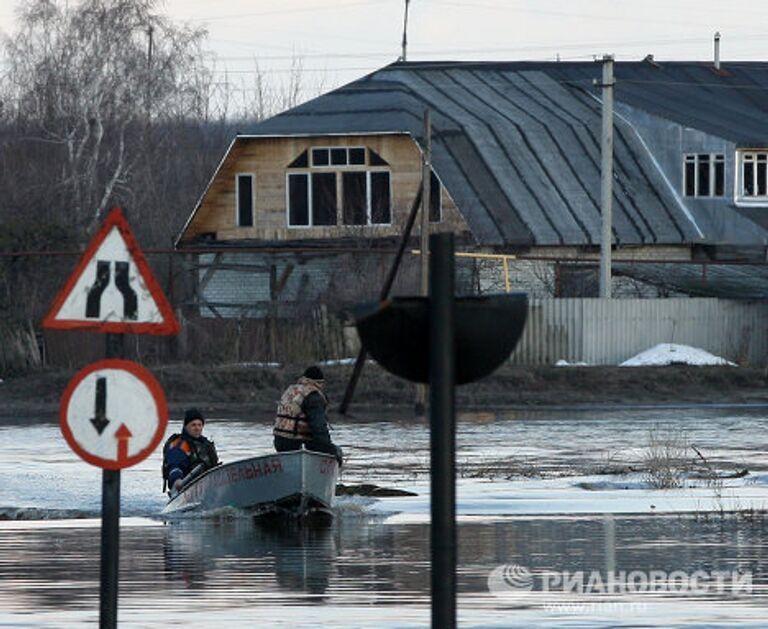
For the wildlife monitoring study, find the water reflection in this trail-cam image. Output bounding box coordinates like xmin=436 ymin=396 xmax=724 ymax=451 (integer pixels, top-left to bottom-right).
xmin=2 ymin=516 xmax=768 ymax=626
xmin=163 ymin=519 xmax=336 ymax=599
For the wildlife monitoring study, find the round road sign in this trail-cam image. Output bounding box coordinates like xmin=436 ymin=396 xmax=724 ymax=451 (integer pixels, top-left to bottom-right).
xmin=60 ymin=359 xmax=168 ymax=470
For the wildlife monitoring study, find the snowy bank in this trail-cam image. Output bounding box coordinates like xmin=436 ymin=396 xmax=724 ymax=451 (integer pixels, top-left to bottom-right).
xmin=620 ymin=343 xmax=735 ymax=367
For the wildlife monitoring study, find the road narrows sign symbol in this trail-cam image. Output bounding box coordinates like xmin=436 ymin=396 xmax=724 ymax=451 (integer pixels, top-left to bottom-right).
xmin=60 ymin=359 xmax=168 ymax=470
xmin=42 ymin=207 xmax=180 ymax=335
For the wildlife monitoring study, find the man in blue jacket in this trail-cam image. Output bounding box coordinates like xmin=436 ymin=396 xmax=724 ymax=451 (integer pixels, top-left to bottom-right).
xmin=163 ymin=408 xmax=220 ymax=493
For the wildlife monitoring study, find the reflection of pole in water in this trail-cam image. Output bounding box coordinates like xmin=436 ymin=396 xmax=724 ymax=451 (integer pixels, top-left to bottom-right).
xmin=603 ymin=514 xmax=616 ymax=577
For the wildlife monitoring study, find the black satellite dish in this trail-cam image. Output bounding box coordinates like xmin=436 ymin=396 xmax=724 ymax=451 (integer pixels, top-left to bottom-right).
xmin=351 ymin=293 xmax=527 ymax=385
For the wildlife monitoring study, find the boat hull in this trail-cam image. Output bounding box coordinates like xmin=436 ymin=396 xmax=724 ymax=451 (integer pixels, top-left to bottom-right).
xmin=161 ymin=449 xmax=338 ymax=518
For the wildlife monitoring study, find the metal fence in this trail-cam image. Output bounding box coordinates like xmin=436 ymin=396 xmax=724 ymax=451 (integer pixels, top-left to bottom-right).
xmin=510 ymin=298 xmax=768 ymax=366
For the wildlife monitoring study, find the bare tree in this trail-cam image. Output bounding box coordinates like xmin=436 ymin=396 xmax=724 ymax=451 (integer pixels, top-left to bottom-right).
xmin=226 ymin=55 xmax=328 ymax=122
xmin=2 ymin=0 xmax=211 ymax=237
xmin=0 ymin=0 xmax=331 ymax=370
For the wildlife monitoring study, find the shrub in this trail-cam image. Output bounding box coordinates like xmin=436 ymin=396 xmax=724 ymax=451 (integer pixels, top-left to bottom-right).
xmin=644 ymin=426 xmax=691 ymax=489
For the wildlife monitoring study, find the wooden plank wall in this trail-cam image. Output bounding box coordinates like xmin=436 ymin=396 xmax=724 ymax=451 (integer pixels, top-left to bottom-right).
xmin=182 ymin=134 xmax=470 ymax=243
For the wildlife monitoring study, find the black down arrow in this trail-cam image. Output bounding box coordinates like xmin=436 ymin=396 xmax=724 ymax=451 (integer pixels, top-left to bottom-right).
xmin=90 ymin=377 xmax=110 ymax=435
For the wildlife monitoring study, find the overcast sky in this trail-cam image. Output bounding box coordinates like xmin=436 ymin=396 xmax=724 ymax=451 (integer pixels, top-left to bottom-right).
xmin=2 ymin=0 xmax=767 ymax=95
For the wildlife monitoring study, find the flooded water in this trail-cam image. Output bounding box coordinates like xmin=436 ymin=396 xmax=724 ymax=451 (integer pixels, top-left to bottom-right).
xmin=2 ymin=407 xmax=768 ymax=627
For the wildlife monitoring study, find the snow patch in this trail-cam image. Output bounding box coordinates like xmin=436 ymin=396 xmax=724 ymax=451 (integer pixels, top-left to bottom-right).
xmin=620 ymin=343 xmax=735 ymax=367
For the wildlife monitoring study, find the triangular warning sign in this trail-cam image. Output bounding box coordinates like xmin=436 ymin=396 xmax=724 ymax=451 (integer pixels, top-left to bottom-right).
xmin=43 ymin=207 xmax=180 ymax=335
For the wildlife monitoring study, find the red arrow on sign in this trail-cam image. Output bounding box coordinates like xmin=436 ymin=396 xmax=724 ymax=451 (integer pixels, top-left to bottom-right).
xmin=60 ymin=359 xmax=168 ymax=471
xmin=115 ymin=424 xmax=133 ymax=463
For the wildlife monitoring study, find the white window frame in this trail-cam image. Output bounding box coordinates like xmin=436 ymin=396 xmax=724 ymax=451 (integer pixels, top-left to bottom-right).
xmin=286 ymin=172 xmax=312 ymax=228
xmin=340 ymin=169 xmax=393 ymax=227
xmin=285 ymin=171 xmax=340 ymax=228
xmin=310 ymin=146 xmax=366 ymax=168
xmin=682 ymin=153 xmax=724 ymax=198
xmin=736 ymin=149 xmax=768 ymax=205
xmin=286 ymin=147 xmax=392 ymax=228
xmin=366 ymin=169 xmax=393 ymax=226
xmin=235 ymin=172 xmax=255 ymax=227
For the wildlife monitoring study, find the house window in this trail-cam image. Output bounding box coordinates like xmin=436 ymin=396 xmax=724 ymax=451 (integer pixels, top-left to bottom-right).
xmin=683 ymin=154 xmax=724 ymax=197
xmin=311 ymin=146 xmax=366 ymax=168
xmin=370 ymin=172 xmax=391 ymax=224
xmin=288 ymin=174 xmax=309 ymax=226
xmin=429 ymin=171 xmax=442 ymax=222
xmin=556 ymin=264 xmax=598 ymax=297
xmin=287 ymin=147 xmax=391 ymax=227
xmin=342 ymin=172 xmax=367 ymax=225
xmin=288 ymin=150 xmax=308 ymax=168
xmin=342 ymin=171 xmax=392 ymax=225
xmin=236 ymin=174 xmax=255 ymax=227
xmin=312 ymin=173 xmax=337 ymax=225
xmin=738 ymin=151 xmax=768 ymax=201
xmin=287 ymin=173 xmax=338 ymax=226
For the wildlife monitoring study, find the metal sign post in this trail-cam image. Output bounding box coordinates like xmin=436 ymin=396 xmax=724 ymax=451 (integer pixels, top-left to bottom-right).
xmin=100 ymin=467 xmax=120 ymax=628
xmin=59 ymin=354 xmax=168 ymax=628
xmin=101 ymin=333 xmax=123 ymax=629
xmin=44 ymin=207 xmax=178 ymax=628
xmin=429 ymin=233 xmax=456 ymax=628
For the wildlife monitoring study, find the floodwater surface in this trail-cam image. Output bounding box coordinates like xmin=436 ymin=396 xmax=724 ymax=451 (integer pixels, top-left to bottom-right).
xmin=2 ymin=408 xmax=768 ymax=627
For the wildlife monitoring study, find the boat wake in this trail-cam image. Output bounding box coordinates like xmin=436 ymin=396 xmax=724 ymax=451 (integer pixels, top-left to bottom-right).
xmin=0 ymin=506 xmax=100 ymax=520
xmin=161 ymin=505 xmax=255 ymax=521
xmin=334 ymin=495 xmax=400 ymax=518
xmin=155 ymin=496 xmax=400 ymax=521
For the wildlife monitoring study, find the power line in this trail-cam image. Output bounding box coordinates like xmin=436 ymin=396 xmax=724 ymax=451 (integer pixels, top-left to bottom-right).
xmin=201 ymin=31 xmax=768 ymax=63
xmin=434 ymin=0 xmax=768 ymax=29
xmin=212 ymin=52 xmax=398 ymax=62
xmin=193 ymin=0 xmax=389 ymax=22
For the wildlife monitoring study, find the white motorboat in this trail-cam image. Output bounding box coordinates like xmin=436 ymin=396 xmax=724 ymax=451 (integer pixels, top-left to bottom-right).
xmin=161 ymin=449 xmax=339 ymax=520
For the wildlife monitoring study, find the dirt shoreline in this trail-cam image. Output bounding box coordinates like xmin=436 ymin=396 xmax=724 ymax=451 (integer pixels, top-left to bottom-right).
xmin=2 ymin=362 xmax=768 ymax=423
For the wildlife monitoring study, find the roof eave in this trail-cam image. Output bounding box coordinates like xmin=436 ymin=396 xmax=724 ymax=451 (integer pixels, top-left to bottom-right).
xmin=174 ymin=135 xmax=239 ymax=249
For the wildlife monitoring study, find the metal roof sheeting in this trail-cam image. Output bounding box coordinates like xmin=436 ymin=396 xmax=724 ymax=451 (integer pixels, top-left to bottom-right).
xmin=615 ymin=262 xmax=768 ymax=300
xmin=248 ymin=61 xmax=768 ymax=248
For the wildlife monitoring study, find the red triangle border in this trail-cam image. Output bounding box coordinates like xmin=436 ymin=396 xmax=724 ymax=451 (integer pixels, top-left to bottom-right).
xmin=42 ymin=207 xmax=180 ymax=336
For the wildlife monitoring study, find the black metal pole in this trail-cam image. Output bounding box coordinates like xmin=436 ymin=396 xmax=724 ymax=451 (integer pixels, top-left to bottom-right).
xmin=100 ymin=333 xmax=124 ymax=629
xmin=429 ymin=233 xmax=456 ymax=628
xmin=339 ymin=187 xmax=423 ymax=414
xmin=100 ymin=469 xmax=120 ymax=629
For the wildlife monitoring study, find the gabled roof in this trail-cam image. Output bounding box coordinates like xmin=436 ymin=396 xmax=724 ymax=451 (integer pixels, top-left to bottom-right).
xmin=246 ymin=60 xmax=768 ymax=248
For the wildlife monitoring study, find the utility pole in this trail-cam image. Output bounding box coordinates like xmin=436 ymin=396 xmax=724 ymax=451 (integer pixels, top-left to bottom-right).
xmin=421 ymin=109 xmax=432 ymax=297
xmin=401 ymin=0 xmax=410 ymax=61
xmin=714 ymin=31 xmax=721 ymax=70
xmin=146 ymin=25 xmax=154 ymax=119
xmin=415 ymin=108 xmax=432 ymax=415
xmin=599 ymin=54 xmax=614 ymax=298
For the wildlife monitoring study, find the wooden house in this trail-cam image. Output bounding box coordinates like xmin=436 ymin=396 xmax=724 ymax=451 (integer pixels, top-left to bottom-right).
xmin=177 ymin=60 xmax=768 ymax=317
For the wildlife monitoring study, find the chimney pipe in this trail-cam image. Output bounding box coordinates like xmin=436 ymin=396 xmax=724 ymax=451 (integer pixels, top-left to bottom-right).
xmin=714 ymin=31 xmax=721 ymax=70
